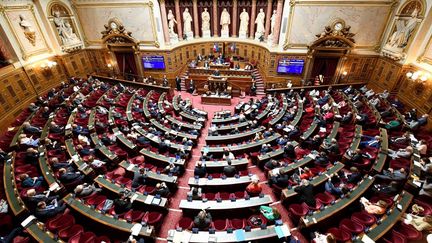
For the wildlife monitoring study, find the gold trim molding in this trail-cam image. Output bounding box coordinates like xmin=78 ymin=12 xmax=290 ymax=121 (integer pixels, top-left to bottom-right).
xmin=0 ymin=4 xmax=52 ymax=60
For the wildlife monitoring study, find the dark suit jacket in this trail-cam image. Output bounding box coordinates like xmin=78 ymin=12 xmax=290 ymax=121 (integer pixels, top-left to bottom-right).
xmin=294 ymin=184 xmax=315 ymax=207
xmin=223 ymin=165 xmax=236 ymax=177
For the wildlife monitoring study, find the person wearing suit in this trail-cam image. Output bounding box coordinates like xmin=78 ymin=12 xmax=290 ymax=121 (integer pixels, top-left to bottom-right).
xmin=194 ymin=162 xmax=207 ymax=178
xmin=35 ymin=200 xmax=67 ymax=220
xmin=132 ymin=168 xmax=146 ymax=189
xmin=294 ymin=179 xmax=315 ymax=208
xmin=58 ymin=168 xmax=83 ymax=184
xmin=223 ymin=160 xmax=236 ymax=177
xmin=23 ymin=122 xmax=41 ymax=134
xmin=113 ymin=193 xmax=132 ymax=214
xmin=19 ymin=174 xmax=44 ymax=188
xmin=193 ymin=210 xmax=212 ymax=230
xmin=74 ymin=183 xmax=101 ymax=197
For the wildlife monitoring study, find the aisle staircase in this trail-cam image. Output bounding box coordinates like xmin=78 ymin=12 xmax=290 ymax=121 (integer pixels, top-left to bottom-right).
xmin=179 ymin=68 xmax=266 ymax=95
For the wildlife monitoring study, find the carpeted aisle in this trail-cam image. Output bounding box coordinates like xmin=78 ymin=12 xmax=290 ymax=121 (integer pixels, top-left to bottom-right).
xmin=156 ymin=91 xmax=306 ymax=242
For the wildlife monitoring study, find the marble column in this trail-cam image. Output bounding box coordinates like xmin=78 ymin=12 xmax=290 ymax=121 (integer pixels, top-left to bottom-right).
xmin=174 ymin=0 xmax=183 ymax=40
xmin=272 ymin=0 xmax=283 ymax=45
xmin=264 ymin=0 xmax=273 ymax=39
xmin=232 ymin=0 xmax=238 ymax=37
xmin=249 ymin=0 xmax=257 ymax=39
xmin=213 ymin=0 xmax=218 ymax=37
xmin=159 ymin=0 xmax=171 ymax=44
xmin=192 ymin=0 xmax=200 ymax=38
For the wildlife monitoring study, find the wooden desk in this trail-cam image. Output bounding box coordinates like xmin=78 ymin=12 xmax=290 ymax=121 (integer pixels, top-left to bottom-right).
xmin=91 ymin=74 xmax=172 ymax=95
xmin=94 ymin=176 xmax=168 ymax=208
xmin=150 ymin=119 xmax=198 ymax=141
xmin=179 ymin=195 xmax=273 ymax=211
xmin=167 ymin=224 xmax=287 ymax=243
xmin=4 ymin=154 xmax=27 ymax=215
xmin=112 ymin=128 xmax=137 ymax=151
xmin=188 ymin=175 xmax=252 ymax=187
xmin=87 ymin=108 xmax=96 ymax=132
xmin=90 ymin=133 xmax=118 ymax=161
xmin=10 ymin=110 xmax=37 ymax=148
xmin=354 ymin=191 xmax=413 ymax=242
xmin=202 ymin=133 xmax=281 ymax=155
xmin=119 ymin=161 xmax=178 ymax=185
xmin=139 ymin=148 xmax=185 ymax=167
xmin=166 ymin=115 xmax=202 ymax=131
xmin=202 ymin=158 xmax=249 ymax=171
xmin=65 ymin=139 xmax=94 ymax=175
xmin=270 ymin=96 xmax=289 ymax=126
xmin=281 ymin=162 xmax=344 ymax=200
xmin=201 ymin=95 xmax=232 ymax=106
xmin=372 ymin=128 xmax=388 ymax=173
xmin=212 ymin=116 xmax=239 ymax=124
xmin=64 ymin=111 xmax=76 ymax=138
xmin=64 ymin=193 xmax=154 ymax=237
xmin=343 ymin=125 xmax=362 ymax=160
xmin=301 ymin=176 xmax=374 ymax=227
xmin=38 ymin=147 xmax=62 ymax=188
xmin=142 ymin=90 xmax=153 ymax=118
xmin=25 ymin=220 xmax=60 ymax=243
xmin=269 ymin=155 xmax=313 ymax=178
xmin=266 ymin=82 xmax=366 ymax=93
xmin=206 ymin=127 xmax=265 ymax=144
xmin=40 ymin=116 xmax=53 ymax=141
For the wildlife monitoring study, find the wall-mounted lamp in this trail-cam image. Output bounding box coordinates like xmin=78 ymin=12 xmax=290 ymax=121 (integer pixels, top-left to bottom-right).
xmin=342 ymin=71 xmax=348 ymax=76
xmin=406 ymin=71 xmax=429 ymax=83
xmin=41 ymin=60 xmax=57 ymax=70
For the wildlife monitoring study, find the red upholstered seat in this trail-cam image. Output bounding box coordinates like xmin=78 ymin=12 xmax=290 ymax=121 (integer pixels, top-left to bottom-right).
xmin=218 ymin=192 xmax=231 ymax=200
xmin=124 ymin=210 xmax=146 ymax=223
xmin=68 ymin=232 xmax=96 ymax=243
xmin=230 ymin=218 xmax=246 ymax=230
xmin=351 ymin=211 xmax=376 ymax=226
xmin=315 ymin=192 xmax=335 ymax=205
xmin=85 ymin=195 xmax=106 ymax=206
xmin=46 ymin=213 xmax=75 ymax=232
xmin=58 ymin=224 xmax=84 ymax=240
xmin=211 ymin=219 xmax=229 ymax=231
xmin=339 ymin=218 xmax=365 ymax=235
xmin=412 ymin=199 xmax=432 ymax=216
xmin=144 ymin=211 xmax=163 ymax=225
xmin=94 ymin=236 xmax=111 ymax=243
xmin=12 ymin=236 xmax=29 ymax=243
xmin=177 ymin=217 xmax=194 ymax=230
xmin=203 ymin=193 xmax=216 ymax=200
xmin=382 ymin=230 xmax=407 ymax=243
xmin=394 ymin=223 xmax=423 ymax=241
xmin=327 ymin=227 xmax=351 ymax=242
xmin=289 ymin=204 xmax=308 ymax=220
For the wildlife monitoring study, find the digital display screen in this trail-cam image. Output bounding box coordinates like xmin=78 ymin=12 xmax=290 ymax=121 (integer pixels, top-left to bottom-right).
xmin=142 ymin=56 xmax=165 ymax=69
xmin=277 ymin=59 xmax=304 ymax=75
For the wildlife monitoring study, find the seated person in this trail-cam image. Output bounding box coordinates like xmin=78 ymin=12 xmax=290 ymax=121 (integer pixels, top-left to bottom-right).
xmin=113 ymin=192 xmax=132 ymax=214
xmin=23 ymin=122 xmax=42 ymax=134
xmin=360 ymin=197 xmax=387 ymax=215
xmin=325 ymin=176 xmax=348 ymax=197
xmin=383 ymin=118 xmax=401 ymax=130
xmin=372 ymin=181 xmax=399 ymax=195
xmin=375 ymin=168 xmax=407 ymax=181
xmin=193 ymin=210 xmax=212 ymax=230
xmin=19 ymin=174 xmax=44 ymax=188
xmin=49 ymin=122 xmax=64 ymax=134
xmin=74 ymin=183 xmax=101 ymax=197
xmin=264 ymin=160 xmax=280 ymax=170
xmin=24 ymin=188 xmax=58 ymax=211
xmin=35 ymin=200 xmax=67 ymax=220
xmin=194 ymin=162 xmax=207 ymax=178
xmin=313 ymin=232 xmax=336 ymax=243
xmin=345 ymin=166 xmax=362 ymax=184
xmin=19 ymin=134 xmax=39 ymax=147
xmin=222 ymin=149 xmax=235 ymax=160
xmin=223 ymin=160 xmax=236 ymax=177
xmin=283 ymin=142 xmax=296 ymax=159
xmin=155 ymin=182 xmax=170 ymax=197
xmin=188 ymin=187 xmax=202 ymax=200
xmin=294 ymin=179 xmax=316 ymax=208
xmin=402 ymin=214 xmax=432 ymax=232
xmin=269 ymin=170 xmax=290 ymax=188
xmin=246 ymin=176 xmax=262 ymax=196
xmin=132 ymin=168 xmax=146 ymax=189
xmin=387 ymin=146 xmax=413 ymax=159
xmin=58 ymin=168 xmax=84 ymax=184
xmin=50 ymin=157 xmax=72 ymax=170
xmin=359 ymin=135 xmax=381 ymax=148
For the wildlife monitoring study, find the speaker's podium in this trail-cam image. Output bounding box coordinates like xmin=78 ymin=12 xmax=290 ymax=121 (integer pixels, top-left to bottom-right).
xmin=201 ymin=76 xmax=232 ymax=106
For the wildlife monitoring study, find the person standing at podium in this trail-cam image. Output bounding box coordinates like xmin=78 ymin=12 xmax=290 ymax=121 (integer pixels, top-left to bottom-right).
xmin=162 ymin=75 xmax=169 ymax=87
xmin=175 ymin=76 xmax=181 ymax=91
xmin=250 ymin=81 xmax=257 ymax=96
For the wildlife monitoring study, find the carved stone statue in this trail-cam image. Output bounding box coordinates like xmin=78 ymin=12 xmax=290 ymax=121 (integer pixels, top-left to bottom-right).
xmin=183 ymin=8 xmax=193 ymax=35
xmin=387 ymin=8 xmax=421 ymax=49
xmin=270 ymin=10 xmax=277 ymax=36
xmin=201 ymin=8 xmax=211 ymax=32
xmin=19 ymin=14 xmax=36 ymax=46
xmin=220 ymin=8 xmax=231 ymax=35
xmin=239 ymin=9 xmax=249 ymax=34
xmin=255 ymin=8 xmax=265 ymax=38
xmin=167 ymin=10 xmax=178 ymax=37
xmin=53 ymin=10 xmax=80 ymax=45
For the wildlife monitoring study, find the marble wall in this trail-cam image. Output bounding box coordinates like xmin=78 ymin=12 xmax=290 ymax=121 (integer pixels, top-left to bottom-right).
xmin=72 ymin=0 xmax=159 ymax=46
xmin=285 ymin=2 xmax=394 ymax=49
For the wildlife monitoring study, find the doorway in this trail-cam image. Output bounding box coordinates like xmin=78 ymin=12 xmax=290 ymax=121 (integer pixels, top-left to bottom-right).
xmin=310 ymin=57 xmax=340 ymax=85
xmin=114 ymin=52 xmax=138 ymax=80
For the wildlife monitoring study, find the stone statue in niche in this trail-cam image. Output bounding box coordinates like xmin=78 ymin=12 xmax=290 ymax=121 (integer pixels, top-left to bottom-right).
xmin=53 ymin=10 xmax=80 ymax=45
xmin=239 ymin=9 xmax=249 ymax=39
xmin=387 ymin=8 xmax=421 ymax=49
xmin=183 ymin=8 xmax=193 ymax=39
xmin=220 ymin=8 xmax=230 ymax=37
xmin=19 ymin=14 xmax=36 ymax=46
xmin=167 ymin=10 xmax=178 ymax=37
xmin=270 ymin=10 xmax=277 ymax=36
xmin=255 ymin=8 xmax=265 ymax=40
xmin=201 ymin=7 xmax=211 ymax=37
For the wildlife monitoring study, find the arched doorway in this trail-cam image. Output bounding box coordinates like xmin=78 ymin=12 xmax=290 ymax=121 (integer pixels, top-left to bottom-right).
xmin=306 ymin=21 xmax=355 ymax=85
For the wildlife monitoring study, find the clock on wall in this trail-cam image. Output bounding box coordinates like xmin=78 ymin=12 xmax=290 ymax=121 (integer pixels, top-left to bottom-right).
xmin=331 ymin=19 xmax=346 ymax=32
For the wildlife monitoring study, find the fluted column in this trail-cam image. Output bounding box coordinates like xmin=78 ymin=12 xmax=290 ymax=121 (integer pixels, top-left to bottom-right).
xmin=174 ymin=0 xmax=183 ymax=40
xmin=249 ymin=0 xmax=257 ymax=39
xmin=192 ymin=0 xmax=200 ymax=38
xmin=264 ymin=0 xmax=273 ymax=39
xmin=272 ymin=0 xmax=283 ymax=45
xmin=232 ymin=0 xmax=238 ymax=37
xmin=159 ymin=0 xmax=171 ymax=44
xmin=213 ymin=0 xmax=218 ymax=37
